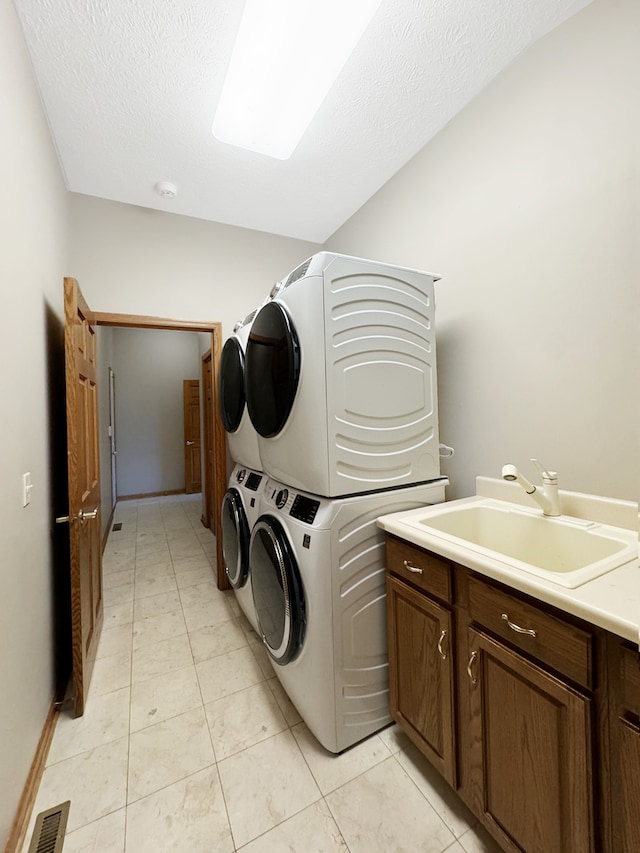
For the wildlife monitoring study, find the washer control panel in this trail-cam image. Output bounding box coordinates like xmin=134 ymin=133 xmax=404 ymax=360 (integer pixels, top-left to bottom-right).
xmin=245 ymin=472 xmax=263 ymax=491
xmin=289 ymin=494 xmax=320 ymax=525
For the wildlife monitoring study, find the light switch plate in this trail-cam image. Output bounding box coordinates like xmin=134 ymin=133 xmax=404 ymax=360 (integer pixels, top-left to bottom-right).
xmin=23 ymin=472 xmax=32 ymax=507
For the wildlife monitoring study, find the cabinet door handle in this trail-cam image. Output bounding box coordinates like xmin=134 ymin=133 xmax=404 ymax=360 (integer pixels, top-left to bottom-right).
xmin=501 ymin=612 xmax=537 ymax=638
xmin=467 ymin=650 xmax=478 ymax=685
xmin=403 ymin=560 xmax=423 ymax=575
xmin=438 ymin=629 xmax=448 ymax=660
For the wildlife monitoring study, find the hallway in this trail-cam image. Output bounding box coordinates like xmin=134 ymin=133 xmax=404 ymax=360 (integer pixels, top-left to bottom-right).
xmin=23 ymin=494 xmax=499 ymax=852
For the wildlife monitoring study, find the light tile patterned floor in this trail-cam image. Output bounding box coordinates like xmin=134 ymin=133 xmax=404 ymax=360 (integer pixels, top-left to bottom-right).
xmin=23 ymin=494 xmax=502 ymax=852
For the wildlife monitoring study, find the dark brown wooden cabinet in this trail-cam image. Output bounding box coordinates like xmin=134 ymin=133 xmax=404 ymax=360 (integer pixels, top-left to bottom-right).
xmin=384 ymin=532 xmax=639 ymax=853
xmin=465 ymin=628 xmax=593 ymax=853
xmin=387 ymin=575 xmax=456 ymax=784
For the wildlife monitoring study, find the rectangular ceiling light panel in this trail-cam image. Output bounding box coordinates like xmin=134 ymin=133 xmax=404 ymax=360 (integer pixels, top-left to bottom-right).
xmin=212 ymin=0 xmax=383 ymax=160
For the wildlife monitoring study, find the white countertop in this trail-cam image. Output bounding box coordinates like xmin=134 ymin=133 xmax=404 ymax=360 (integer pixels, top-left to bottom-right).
xmin=378 ymin=478 xmax=640 ymax=646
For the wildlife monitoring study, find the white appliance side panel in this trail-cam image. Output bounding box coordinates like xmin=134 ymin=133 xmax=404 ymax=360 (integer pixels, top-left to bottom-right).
xmin=227 ymin=409 xmax=262 ymax=471
xmin=330 ymin=484 xmax=447 ymax=752
xmin=324 ymin=256 xmax=441 ymax=496
xmin=256 ymin=275 xmax=332 ymax=493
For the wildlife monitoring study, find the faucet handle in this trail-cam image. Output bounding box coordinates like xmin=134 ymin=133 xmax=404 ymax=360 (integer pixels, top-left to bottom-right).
xmin=530 ymin=458 xmax=557 ymax=482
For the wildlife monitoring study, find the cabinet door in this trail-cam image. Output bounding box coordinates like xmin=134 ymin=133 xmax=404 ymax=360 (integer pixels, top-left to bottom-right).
xmin=611 ymin=644 xmax=640 ymax=852
xmin=466 ymin=628 xmax=593 ymax=853
xmin=616 ymin=716 xmax=640 ymax=851
xmin=387 ymin=575 xmax=456 ymax=785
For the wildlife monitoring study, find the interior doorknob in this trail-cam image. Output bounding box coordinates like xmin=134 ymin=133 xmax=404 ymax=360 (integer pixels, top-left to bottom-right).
xmin=186 ymin=440 xmax=195 ymax=446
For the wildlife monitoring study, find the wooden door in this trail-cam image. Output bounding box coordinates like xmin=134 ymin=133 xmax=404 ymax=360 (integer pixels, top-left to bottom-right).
xmin=387 ymin=575 xmax=456 ymax=785
xmin=62 ymin=277 xmax=103 ymax=717
xmin=183 ymin=379 xmax=201 ymax=493
xmin=467 ymin=628 xmax=593 ymax=853
xmin=201 ymin=351 xmax=216 ymax=531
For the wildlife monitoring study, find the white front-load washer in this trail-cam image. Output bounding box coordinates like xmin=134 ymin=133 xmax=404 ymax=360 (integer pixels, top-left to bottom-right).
xmin=249 ymin=475 xmax=448 ymax=753
xmin=220 ymin=464 xmax=267 ymax=633
xmin=244 ymin=252 xmax=442 ymax=498
xmin=219 ymin=308 xmax=262 ymax=471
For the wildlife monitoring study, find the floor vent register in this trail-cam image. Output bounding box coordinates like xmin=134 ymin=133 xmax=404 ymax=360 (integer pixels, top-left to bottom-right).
xmin=27 ymin=801 xmax=69 ymax=853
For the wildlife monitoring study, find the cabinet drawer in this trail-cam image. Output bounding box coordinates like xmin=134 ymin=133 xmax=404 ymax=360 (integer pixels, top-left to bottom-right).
xmin=386 ymin=536 xmax=452 ymax=603
xmin=468 ymin=576 xmax=593 ymax=689
xmin=621 ymin=644 xmax=640 ymax=712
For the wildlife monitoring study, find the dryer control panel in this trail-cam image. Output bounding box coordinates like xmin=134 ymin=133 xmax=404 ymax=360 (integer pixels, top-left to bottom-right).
xmin=290 ymin=494 xmax=320 ymax=525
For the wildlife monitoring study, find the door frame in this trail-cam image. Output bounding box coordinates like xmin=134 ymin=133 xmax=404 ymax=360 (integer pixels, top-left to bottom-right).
xmin=94 ymin=312 xmax=229 ymax=589
xmin=201 ymin=349 xmax=216 ymax=533
xmin=108 ymin=366 xmax=117 ymax=513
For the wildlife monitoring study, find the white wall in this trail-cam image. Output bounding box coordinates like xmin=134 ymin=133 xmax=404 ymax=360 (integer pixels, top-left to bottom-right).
xmin=0 ymin=0 xmax=69 ymax=845
xmin=68 ymin=194 xmax=321 ymax=338
xmin=326 ymin=0 xmax=639 ymax=503
xmin=111 ymin=328 xmax=202 ymax=496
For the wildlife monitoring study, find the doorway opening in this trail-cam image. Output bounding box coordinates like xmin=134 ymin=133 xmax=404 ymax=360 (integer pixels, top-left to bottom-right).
xmin=94 ymin=311 xmax=229 ymax=590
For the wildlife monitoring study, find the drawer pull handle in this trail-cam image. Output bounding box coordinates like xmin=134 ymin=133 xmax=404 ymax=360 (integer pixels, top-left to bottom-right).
xmin=467 ymin=650 xmax=478 ymax=685
xmin=438 ymin=629 xmax=448 ymax=660
xmin=403 ymin=560 xmax=423 ymax=575
xmin=501 ymin=612 xmax=537 ymax=638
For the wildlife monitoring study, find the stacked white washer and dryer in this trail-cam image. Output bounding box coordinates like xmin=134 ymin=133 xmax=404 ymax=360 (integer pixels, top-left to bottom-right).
xmin=221 ymin=252 xmax=448 ymax=753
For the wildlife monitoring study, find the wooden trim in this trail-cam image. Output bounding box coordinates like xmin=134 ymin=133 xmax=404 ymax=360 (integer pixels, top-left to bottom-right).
xmin=211 ymin=324 xmax=229 ymax=590
xmin=94 ymin=312 xmax=219 ymax=332
xmin=201 ymin=349 xmax=215 ymax=533
xmin=118 ymin=489 xmax=186 ymax=501
xmin=102 ymin=503 xmax=115 ymax=553
xmin=5 ymin=698 xmax=58 ymax=853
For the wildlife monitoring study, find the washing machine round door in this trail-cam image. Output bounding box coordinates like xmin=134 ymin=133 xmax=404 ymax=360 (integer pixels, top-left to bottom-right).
xmin=250 ymin=516 xmax=305 ymax=664
xmin=219 ymin=337 xmax=245 ymax=433
xmin=245 ymin=302 xmax=300 ymax=438
xmin=221 ymin=489 xmax=250 ymax=588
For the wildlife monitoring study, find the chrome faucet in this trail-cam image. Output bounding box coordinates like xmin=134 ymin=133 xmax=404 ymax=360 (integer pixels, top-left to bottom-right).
xmin=501 ymin=459 xmax=560 ymax=517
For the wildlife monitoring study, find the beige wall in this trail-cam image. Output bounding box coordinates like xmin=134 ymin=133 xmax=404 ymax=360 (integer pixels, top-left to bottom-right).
xmin=111 ymin=328 xmax=202 ymax=497
xmin=0 ymin=0 xmax=69 ymax=845
xmin=68 ymin=194 xmax=321 ymax=337
xmin=326 ymin=0 xmax=639 ymax=503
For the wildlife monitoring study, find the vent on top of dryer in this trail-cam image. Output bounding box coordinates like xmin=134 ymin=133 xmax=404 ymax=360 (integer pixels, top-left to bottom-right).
xmin=242 ymin=308 xmax=258 ymax=326
xmin=284 ymin=258 xmax=311 ymax=289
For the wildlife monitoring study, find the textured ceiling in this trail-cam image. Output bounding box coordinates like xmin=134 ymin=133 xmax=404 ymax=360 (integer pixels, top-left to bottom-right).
xmin=15 ymin=0 xmax=591 ymax=243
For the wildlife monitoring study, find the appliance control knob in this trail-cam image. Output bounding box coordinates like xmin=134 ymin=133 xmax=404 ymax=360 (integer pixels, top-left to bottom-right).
xmin=237 ymin=469 xmax=246 ymax=483
xmin=275 ymin=489 xmax=288 ymax=509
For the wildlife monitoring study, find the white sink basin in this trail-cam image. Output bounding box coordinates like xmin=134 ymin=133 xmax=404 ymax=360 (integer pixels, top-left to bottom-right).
xmin=390 ymin=498 xmax=637 ymax=588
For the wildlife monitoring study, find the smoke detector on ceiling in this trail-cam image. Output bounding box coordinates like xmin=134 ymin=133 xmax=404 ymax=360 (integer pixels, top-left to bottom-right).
xmin=155 ymin=181 xmax=178 ymax=199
